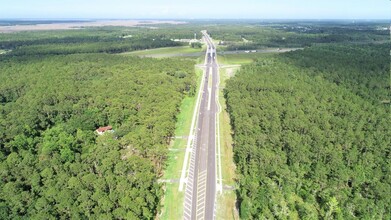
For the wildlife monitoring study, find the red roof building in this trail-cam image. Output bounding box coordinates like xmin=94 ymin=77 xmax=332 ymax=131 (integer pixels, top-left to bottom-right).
xmin=96 ymin=126 xmax=113 ymax=135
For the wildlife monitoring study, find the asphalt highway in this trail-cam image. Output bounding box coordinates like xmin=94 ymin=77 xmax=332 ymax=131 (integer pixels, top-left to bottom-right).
xmin=183 ymin=31 xmax=219 ymax=220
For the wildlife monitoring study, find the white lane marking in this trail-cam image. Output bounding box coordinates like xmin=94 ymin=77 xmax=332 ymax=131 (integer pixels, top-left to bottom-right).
xmin=179 ymin=62 xmax=206 ymax=191
xmin=207 ymin=69 xmax=212 ymax=111
xmin=196 ymin=170 xmax=207 ymax=219
xmin=207 ymin=88 xmax=211 ymax=111
xmin=214 ymin=51 xmax=223 ymax=194
xmin=184 ymin=206 xmax=192 ymax=212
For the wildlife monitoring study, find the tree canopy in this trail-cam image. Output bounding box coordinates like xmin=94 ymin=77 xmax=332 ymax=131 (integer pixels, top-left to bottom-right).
xmin=0 ymin=50 xmax=196 ymax=219
xmin=224 ymin=43 xmax=390 ymax=219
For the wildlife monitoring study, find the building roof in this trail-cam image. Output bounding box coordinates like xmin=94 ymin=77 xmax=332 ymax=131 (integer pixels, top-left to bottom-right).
xmin=96 ymin=126 xmax=112 ymax=133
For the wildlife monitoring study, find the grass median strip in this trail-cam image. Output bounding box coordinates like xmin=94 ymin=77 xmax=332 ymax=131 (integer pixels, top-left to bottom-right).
xmin=160 ymin=68 xmax=203 ymax=220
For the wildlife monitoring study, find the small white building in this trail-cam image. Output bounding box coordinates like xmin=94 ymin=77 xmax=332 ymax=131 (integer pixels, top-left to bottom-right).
xmin=172 ymin=39 xmax=201 ymax=45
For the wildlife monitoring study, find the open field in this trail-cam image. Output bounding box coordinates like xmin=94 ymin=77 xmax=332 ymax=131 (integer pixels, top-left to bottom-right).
xmin=218 ymin=53 xmax=260 ymax=65
xmin=0 ymin=20 xmax=185 ymax=33
xmin=121 ymin=46 xmax=204 ymax=58
xmin=218 ymin=48 xmax=301 ymax=65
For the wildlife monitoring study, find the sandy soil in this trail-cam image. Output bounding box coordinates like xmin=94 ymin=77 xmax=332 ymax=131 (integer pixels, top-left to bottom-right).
xmin=0 ymin=20 xmax=185 ymax=33
xmin=225 ymin=68 xmax=235 ymax=78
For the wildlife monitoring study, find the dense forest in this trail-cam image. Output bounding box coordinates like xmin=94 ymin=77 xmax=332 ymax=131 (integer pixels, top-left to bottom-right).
xmin=224 ymin=43 xmax=390 ymax=219
xmin=0 ymin=49 xmax=196 ymax=218
xmin=0 ymin=30 xmax=183 ymax=55
xmin=207 ymin=22 xmax=389 ymax=49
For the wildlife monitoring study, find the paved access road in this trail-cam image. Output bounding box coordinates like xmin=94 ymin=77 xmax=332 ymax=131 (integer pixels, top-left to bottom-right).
xmin=183 ymin=31 xmax=219 ymax=220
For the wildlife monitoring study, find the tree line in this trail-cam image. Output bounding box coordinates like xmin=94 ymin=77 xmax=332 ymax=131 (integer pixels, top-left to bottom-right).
xmin=206 ymin=22 xmax=389 ymax=50
xmin=4 ymin=38 xmax=183 ymax=56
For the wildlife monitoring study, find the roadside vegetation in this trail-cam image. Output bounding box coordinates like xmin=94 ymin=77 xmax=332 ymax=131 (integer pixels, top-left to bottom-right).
xmin=160 ymin=68 xmax=203 ymax=220
xmin=224 ymin=42 xmax=390 ymax=219
xmin=216 ymin=66 xmax=240 ymax=220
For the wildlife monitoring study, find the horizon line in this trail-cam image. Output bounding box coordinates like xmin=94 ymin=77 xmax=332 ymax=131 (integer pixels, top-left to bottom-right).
xmin=0 ymin=18 xmax=390 ymax=21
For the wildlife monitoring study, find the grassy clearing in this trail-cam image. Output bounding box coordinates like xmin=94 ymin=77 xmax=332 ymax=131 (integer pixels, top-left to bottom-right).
xmin=120 ymin=46 xmax=203 ymax=57
xmin=160 ymin=182 xmax=181 ymax=219
xmin=218 ymin=49 xmax=294 ymax=65
xmin=218 ymin=53 xmax=265 ymax=65
xmin=0 ymin=49 xmax=10 ymax=55
xmin=160 ymin=68 xmax=203 ymax=220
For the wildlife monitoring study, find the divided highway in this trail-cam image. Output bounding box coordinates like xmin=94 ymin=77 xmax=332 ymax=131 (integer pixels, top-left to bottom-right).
xmin=182 ymin=31 xmax=220 ymax=220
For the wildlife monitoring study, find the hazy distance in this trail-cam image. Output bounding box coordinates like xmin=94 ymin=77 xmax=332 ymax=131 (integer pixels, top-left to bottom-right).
xmin=0 ymin=0 xmax=389 ymax=20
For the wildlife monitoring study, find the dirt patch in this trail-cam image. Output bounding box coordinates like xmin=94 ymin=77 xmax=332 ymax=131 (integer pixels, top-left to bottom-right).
xmin=0 ymin=20 xmax=186 ymax=33
xmin=226 ymin=68 xmax=235 ymax=78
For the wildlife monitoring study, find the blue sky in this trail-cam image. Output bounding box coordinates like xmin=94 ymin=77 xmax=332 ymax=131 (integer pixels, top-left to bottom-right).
xmin=0 ymin=0 xmax=389 ymax=19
